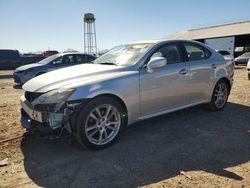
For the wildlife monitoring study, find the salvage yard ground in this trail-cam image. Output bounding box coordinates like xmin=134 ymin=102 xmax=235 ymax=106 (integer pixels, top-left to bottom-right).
xmin=0 ymin=67 xmax=250 ymax=188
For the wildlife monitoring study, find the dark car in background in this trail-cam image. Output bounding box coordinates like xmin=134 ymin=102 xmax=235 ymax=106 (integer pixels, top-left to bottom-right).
xmin=0 ymin=49 xmax=20 ymax=70
xmin=43 ymin=50 xmax=59 ymax=57
xmin=234 ymin=52 xmax=250 ymax=65
xmin=13 ymin=52 xmax=96 ymax=85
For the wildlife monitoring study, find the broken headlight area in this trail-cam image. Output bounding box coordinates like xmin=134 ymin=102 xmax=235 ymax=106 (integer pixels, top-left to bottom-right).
xmin=30 ymin=88 xmax=76 ymax=129
xmin=32 ymin=88 xmax=75 ymax=112
xmin=34 ymin=103 xmax=56 ymax=111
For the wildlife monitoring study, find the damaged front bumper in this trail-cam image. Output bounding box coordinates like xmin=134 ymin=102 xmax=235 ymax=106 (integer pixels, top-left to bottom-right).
xmin=20 ymin=96 xmax=66 ymax=133
xmin=20 ymin=95 xmax=89 ymax=135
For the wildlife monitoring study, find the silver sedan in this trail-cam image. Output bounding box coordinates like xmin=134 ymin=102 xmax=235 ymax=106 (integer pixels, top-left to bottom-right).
xmin=20 ymin=39 xmax=234 ymax=149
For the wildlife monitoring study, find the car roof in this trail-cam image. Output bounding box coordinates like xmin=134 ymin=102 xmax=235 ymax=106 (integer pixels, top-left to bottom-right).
xmin=126 ymin=39 xmax=204 ymax=45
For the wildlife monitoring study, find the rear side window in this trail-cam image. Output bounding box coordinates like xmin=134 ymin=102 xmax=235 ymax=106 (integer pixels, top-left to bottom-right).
xmin=184 ymin=43 xmax=211 ymax=61
xmin=218 ymin=51 xmax=230 ymax=55
xmin=63 ymin=55 xmax=74 ymax=64
xmin=150 ymin=43 xmax=182 ymax=64
xmin=76 ymin=55 xmax=95 ymax=64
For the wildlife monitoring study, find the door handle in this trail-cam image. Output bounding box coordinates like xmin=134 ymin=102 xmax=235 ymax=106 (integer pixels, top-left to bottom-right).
xmin=211 ymin=64 xmax=217 ymax=69
xmin=179 ymin=68 xmax=187 ymax=75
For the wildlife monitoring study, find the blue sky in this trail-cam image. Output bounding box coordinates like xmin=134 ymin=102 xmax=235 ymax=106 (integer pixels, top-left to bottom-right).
xmin=0 ymin=0 xmax=250 ymax=53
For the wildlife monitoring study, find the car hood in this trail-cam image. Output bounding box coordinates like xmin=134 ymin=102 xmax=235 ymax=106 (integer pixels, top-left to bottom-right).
xmin=22 ymin=63 xmax=130 ymax=93
xmin=15 ymin=63 xmax=43 ymax=72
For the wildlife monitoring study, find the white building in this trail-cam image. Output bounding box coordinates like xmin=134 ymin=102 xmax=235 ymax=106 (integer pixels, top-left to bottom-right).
xmin=166 ymin=21 xmax=250 ymax=57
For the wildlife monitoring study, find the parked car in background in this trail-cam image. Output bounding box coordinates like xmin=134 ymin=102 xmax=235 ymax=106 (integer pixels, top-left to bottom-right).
xmin=14 ymin=52 xmax=96 ymax=85
xmin=43 ymin=50 xmax=59 ymax=57
xmin=247 ymin=59 xmax=250 ymax=80
xmin=217 ymin=50 xmax=234 ymax=61
xmin=234 ymin=52 xmax=250 ymax=65
xmin=0 ymin=49 xmax=20 ymax=70
xmin=20 ymin=39 xmax=234 ymax=149
xmin=234 ymin=45 xmax=250 ymax=58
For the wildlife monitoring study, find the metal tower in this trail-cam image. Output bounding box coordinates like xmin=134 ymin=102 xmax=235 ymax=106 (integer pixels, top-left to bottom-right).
xmin=84 ymin=13 xmax=97 ymax=55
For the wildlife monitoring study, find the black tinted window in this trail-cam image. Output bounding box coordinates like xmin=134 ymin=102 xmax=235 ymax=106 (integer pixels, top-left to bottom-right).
xmin=150 ymin=43 xmax=181 ymax=64
xmin=218 ymin=51 xmax=230 ymax=55
xmin=51 ymin=57 xmax=63 ymax=65
xmin=76 ymin=55 xmax=95 ymax=64
xmin=184 ymin=43 xmax=211 ymax=61
xmin=63 ymin=55 xmax=74 ymax=64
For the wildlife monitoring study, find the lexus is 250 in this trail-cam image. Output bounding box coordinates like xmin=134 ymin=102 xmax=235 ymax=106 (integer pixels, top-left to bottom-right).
xmin=20 ymin=39 xmax=234 ymax=149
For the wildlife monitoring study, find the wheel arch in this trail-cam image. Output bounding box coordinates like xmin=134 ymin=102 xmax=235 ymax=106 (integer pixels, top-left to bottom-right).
xmin=219 ymin=77 xmax=232 ymax=92
xmin=92 ymin=93 xmax=128 ymax=125
xmin=209 ymin=77 xmax=232 ymax=102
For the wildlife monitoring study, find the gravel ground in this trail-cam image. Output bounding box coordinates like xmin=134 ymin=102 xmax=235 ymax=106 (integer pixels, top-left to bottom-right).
xmin=0 ymin=67 xmax=250 ymax=188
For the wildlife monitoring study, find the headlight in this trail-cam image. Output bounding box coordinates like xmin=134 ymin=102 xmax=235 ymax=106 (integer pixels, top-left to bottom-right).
xmin=32 ymin=88 xmax=75 ymax=112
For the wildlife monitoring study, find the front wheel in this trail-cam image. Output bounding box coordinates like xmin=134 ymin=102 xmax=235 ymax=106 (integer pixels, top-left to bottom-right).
xmin=208 ymin=80 xmax=229 ymax=111
xmin=75 ymin=96 xmax=126 ymax=150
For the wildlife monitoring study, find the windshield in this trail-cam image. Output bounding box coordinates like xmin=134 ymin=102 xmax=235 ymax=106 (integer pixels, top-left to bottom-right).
xmin=38 ymin=54 xmax=61 ymax=64
xmin=94 ymin=43 xmax=153 ymax=66
xmin=241 ymin=52 xmax=250 ymax=57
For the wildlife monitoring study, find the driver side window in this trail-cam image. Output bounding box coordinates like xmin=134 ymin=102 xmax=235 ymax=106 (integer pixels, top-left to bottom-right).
xmin=150 ymin=43 xmax=181 ymax=64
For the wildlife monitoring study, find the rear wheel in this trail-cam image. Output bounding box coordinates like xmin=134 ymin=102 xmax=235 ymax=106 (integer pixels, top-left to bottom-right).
xmin=209 ymin=80 xmax=229 ymax=111
xmin=75 ymin=96 xmax=126 ymax=150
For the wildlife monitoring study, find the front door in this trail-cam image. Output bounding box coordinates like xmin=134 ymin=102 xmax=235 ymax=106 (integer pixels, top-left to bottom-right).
xmin=139 ymin=42 xmax=190 ymax=117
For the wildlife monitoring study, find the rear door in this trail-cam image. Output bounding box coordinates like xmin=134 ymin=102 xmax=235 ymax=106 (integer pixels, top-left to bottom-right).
xmin=182 ymin=42 xmax=214 ymax=103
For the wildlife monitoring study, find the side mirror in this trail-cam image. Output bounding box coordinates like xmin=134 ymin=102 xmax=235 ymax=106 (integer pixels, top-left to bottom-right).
xmin=147 ymin=57 xmax=167 ymax=73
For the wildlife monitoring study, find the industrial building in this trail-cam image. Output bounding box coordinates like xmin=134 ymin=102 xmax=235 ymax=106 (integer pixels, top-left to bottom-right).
xmin=166 ymin=20 xmax=250 ymax=57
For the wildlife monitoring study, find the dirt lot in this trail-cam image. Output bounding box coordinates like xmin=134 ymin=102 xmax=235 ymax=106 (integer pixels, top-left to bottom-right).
xmin=0 ymin=67 xmax=250 ymax=188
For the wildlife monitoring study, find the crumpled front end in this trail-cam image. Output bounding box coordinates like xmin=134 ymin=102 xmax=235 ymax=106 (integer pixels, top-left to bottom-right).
xmin=20 ymin=89 xmax=77 ymax=134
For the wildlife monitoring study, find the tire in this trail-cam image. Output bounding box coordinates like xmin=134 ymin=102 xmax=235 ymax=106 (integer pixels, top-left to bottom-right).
xmin=248 ymin=74 xmax=250 ymax=81
xmin=208 ymin=79 xmax=229 ymax=111
xmin=75 ymin=96 xmax=126 ymax=150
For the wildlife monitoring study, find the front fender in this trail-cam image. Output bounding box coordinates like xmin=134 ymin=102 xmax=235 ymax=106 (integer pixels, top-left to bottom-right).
xmin=68 ymin=73 xmax=140 ymax=124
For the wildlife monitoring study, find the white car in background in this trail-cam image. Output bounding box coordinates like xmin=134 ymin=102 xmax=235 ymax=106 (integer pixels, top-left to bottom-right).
xmin=235 ymin=52 xmax=250 ymax=65
xmin=247 ymin=59 xmax=250 ymax=80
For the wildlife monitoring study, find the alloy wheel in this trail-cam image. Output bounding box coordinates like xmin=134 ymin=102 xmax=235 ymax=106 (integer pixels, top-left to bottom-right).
xmin=84 ymin=104 xmax=121 ymax=145
xmin=214 ymin=82 xmax=228 ymax=108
